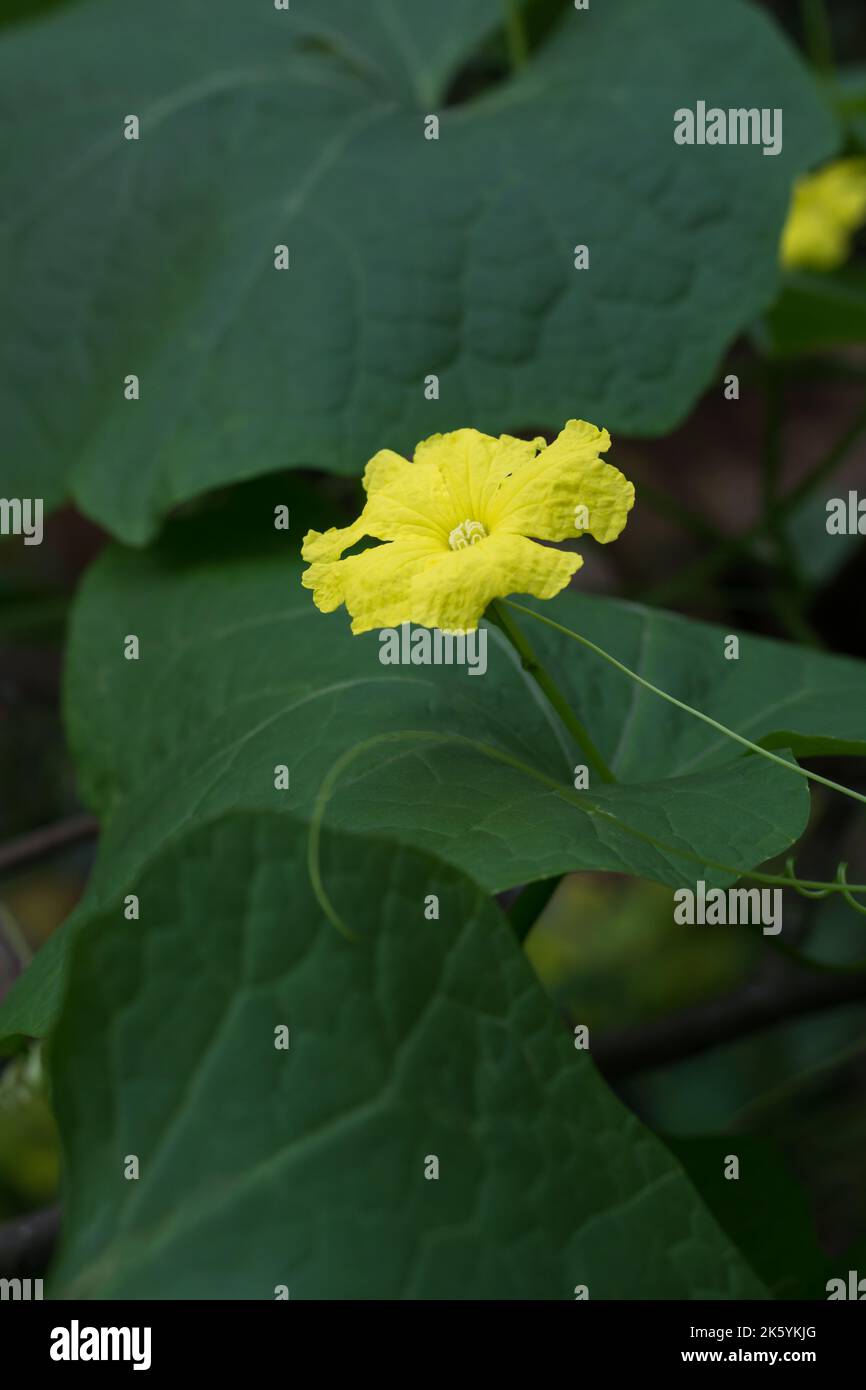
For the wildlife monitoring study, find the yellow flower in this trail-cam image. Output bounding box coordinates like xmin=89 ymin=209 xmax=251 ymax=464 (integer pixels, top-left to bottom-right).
xmin=301 ymin=420 xmax=634 ymax=633
xmin=780 ymin=158 xmax=866 ymax=271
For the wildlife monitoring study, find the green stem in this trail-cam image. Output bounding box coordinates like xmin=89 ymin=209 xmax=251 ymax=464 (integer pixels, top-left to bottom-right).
xmin=502 ymin=598 xmax=866 ymax=813
xmin=628 ymin=471 xmax=724 ymax=544
xmin=502 ymin=0 xmax=528 ymax=70
xmin=507 ymin=877 xmax=561 ymax=944
xmin=647 ymin=396 xmax=866 ymax=608
xmin=761 ymin=366 xmax=782 ymax=520
xmin=0 ymin=593 xmax=71 ymax=636
xmin=487 ymin=600 xmax=616 ymax=783
xmin=783 ymin=395 xmax=866 ymax=514
xmin=762 ymin=369 xmax=796 ymax=583
xmin=769 ymin=590 xmax=823 ymax=650
xmin=800 ymin=0 xmax=834 ymax=76
xmin=754 ymin=923 xmax=866 ymax=976
xmin=761 ymin=368 xmax=811 ymax=635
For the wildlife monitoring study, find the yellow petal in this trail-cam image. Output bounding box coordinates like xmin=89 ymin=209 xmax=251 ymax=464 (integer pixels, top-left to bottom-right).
xmin=302 ymin=535 xmax=445 ymax=634
xmin=301 ymin=421 xmax=630 ymax=636
xmin=360 ymin=448 xmax=455 ymax=538
xmin=810 ymin=159 xmax=866 ymax=230
xmin=486 ymin=419 xmax=634 ymax=544
xmin=414 ymin=429 xmax=545 ymax=523
xmin=408 ymin=533 xmax=582 ymax=633
xmin=301 ymin=446 xmax=455 ymax=565
xmin=301 ymin=517 xmax=369 ymax=565
xmin=780 ymin=158 xmax=866 ymax=271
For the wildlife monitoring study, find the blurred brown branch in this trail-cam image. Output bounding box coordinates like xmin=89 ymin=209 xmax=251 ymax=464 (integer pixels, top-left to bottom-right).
xmin=0 ymin=813 xmax=98 ymax=876
xmin=595 ymin=953 xmax=866 ymax=1079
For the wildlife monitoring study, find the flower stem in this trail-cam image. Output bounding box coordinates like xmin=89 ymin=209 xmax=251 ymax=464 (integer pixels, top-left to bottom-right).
xmin=502 ymin=0 xmax=529 ymax=70
xmin=503 ymin=599 xmax=866 ymax=812
xmin=506 ymin=877 xmax=561 ymax=944
xmin=800 ymin=0 xmax=834 ymax=77
xmin=487 ymin=600 xmax=617 ymax=783
xmin=646 ymin=395 xmax=866 ymax=609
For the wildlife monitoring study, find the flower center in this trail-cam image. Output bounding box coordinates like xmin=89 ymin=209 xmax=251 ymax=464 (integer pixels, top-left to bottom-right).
xmin=448 ymin=519 xmax=487 ymax=551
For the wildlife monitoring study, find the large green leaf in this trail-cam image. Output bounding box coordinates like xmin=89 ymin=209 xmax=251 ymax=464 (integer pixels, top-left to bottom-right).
xmin=62 ymin=545 xmax=815 ymax=903
xmin=47 ymin=810 xmax=765 ymax=1299
xmin=9 ymin=516 xmax=866 ymax=1046
xmin=667 ymin=1134 xmax=829 ymax=1299
xmin=0 ymin=0 xmax=834 ymax=541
